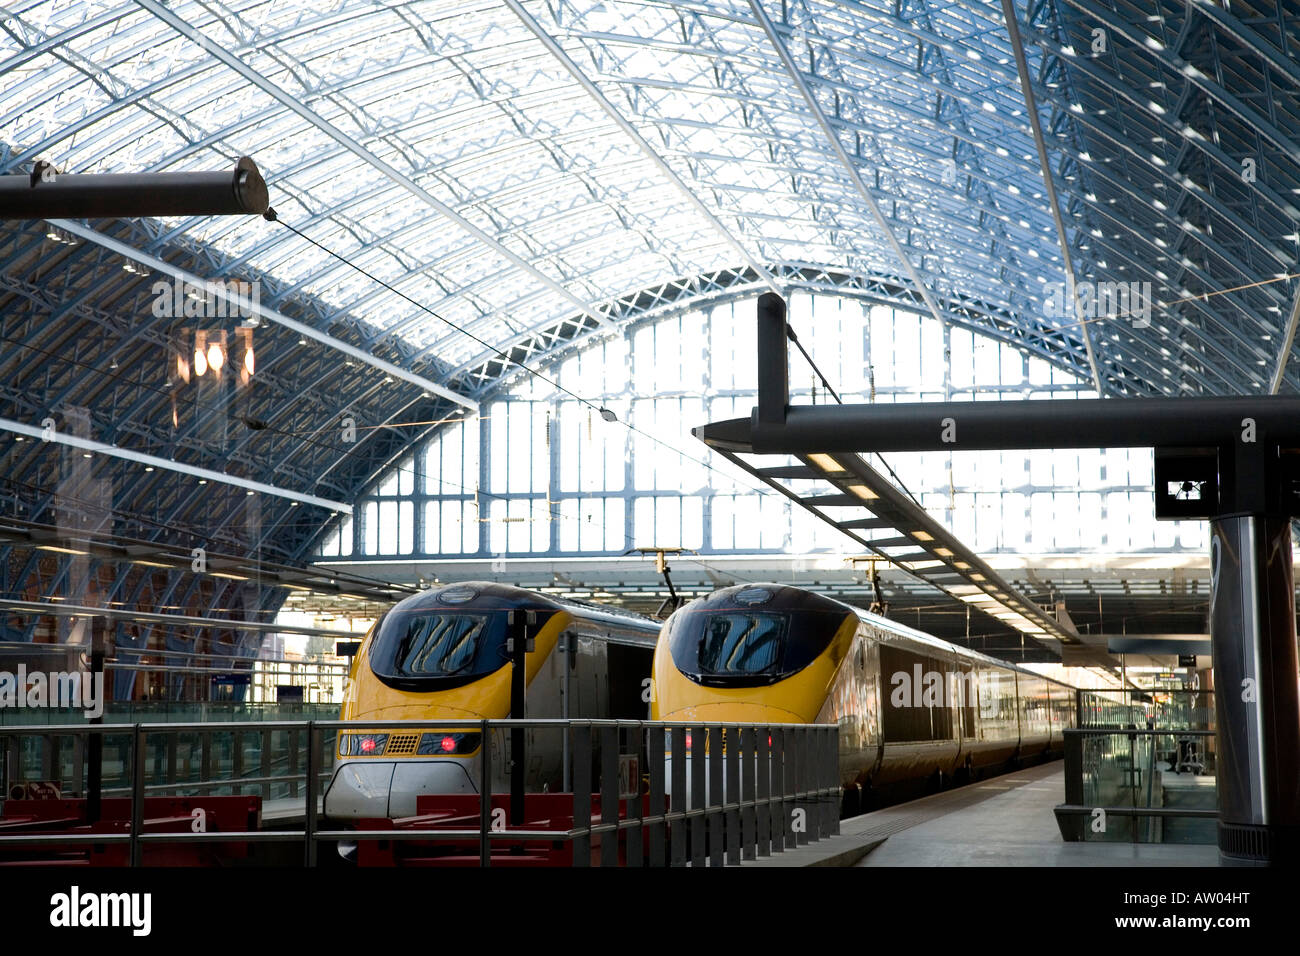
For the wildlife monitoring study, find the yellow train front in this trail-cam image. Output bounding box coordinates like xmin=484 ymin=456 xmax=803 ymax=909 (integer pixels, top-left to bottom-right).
xmin=324 ymin=581 xmax=658 ymax=819
xmin=652 ymin=583 xmax=1075 ymax=814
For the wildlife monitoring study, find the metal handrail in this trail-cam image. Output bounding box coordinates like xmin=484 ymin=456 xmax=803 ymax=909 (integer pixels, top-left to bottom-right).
xmin=1058 ymin=727 xmax=1218 ymax=844
xmin=0 ymin=718 xmax=841 ymax=867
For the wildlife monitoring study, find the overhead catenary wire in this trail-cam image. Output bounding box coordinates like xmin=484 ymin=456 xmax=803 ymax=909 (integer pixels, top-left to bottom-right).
xmin=782 ymin=306 xmax=925 ymax=509
xmin=265 ymin=208 xmax=799 ymax=505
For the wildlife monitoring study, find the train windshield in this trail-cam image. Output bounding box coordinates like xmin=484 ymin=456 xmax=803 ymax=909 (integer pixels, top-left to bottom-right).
xmin=697 ymin=614 xmax=785 ymax=676
xmin=670 ymin=611 xmax=810 ymax=687
xmin=369 ymin=611 xmax=509 ymax=690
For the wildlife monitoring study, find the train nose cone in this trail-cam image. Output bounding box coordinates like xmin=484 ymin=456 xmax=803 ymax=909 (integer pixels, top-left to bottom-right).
xmin=324 ymin=758 xmax=479 ymax=818
xmin=659 ymin=702 xmax=808 ymax=724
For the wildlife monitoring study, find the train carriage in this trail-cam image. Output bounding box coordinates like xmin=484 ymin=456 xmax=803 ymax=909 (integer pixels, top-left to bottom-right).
xmin=324 ymin=581 xmax=660 ymax=820
xmin=651 ymin=583 xmax=1076 ymax=814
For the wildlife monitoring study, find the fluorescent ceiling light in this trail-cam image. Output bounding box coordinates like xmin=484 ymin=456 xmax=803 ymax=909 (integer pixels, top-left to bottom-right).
xmin=807 ymin=453 xmax=845 ymax=474
xmin=845 ymin=483 xmax=878 ymax=500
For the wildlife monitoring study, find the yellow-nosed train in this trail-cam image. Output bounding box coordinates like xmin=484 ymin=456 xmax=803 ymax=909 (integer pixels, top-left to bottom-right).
xmin=651 ymin=583 xmax=1076 ymax=814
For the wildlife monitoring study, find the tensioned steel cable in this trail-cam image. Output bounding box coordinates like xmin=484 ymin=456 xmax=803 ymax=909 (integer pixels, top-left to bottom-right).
xmin=267 ymin=208 xmax=793 ymax=504
xmin=783 ymin=318 xmax=924 ymax=508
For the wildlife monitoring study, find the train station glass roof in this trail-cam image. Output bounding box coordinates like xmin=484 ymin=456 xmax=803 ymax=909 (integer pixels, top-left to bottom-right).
xmin=1 ymin=0 xmax=1297 ymax=577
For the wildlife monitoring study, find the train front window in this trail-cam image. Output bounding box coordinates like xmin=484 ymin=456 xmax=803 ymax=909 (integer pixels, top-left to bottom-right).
xmin=369 ymin=611 xmax=509 ymax=690
xmin=668 ymin=611 xmax=801 ymax=686
xmin=698 ymin=614 xmax=784 ymax=676
xmin=399 ymin=615 xmax=489 ymax=676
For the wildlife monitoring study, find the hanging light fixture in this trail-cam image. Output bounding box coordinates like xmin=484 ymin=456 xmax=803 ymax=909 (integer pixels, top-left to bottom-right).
xmin=207 ymin=338 xmax=225 ymax=372
xmin=238 ymin=327 xmax=254 ymax=385
xmin=194 ymin=330 xmax=208 ymax=376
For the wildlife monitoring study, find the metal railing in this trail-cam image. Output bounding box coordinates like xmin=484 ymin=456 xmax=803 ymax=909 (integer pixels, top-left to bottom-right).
xmin=1076 ymin=688 xmax=1215 ymax=732
xmin=1055 ymin=728 xmax=1217 ymax=844
xmin=0 ymin=718 xmax=840 ymax=867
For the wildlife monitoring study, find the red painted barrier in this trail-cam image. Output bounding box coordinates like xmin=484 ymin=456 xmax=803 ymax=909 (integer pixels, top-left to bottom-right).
xmin=0 ymin=796 xmax=261 ymax=866
xmin=354 ymin=793 xmax=661 ymax=867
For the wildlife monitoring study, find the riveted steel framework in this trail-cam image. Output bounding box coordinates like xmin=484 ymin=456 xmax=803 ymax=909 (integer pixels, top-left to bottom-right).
xmin=1 ymin=0 xmax=1297 ymax=669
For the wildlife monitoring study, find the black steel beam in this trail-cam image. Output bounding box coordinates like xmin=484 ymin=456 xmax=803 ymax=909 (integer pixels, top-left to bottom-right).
xmin=697 ymin=396 xmax=1300 ymax=454
xmin=0 ymin=157 xmax=269 ymax=219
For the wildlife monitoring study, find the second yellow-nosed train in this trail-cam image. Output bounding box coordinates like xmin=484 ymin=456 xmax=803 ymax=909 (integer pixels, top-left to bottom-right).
xmin=651 ymin=583 xmax=1075 ymax=814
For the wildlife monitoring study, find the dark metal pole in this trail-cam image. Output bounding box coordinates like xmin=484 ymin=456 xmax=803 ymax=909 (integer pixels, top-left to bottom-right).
xmin=0 ymin=157 xmax=269 ymax=219
xmin=756 ymin=292 xmax=788 ymax=426
xmin=508 ymin=611 xmax=531 ymax=827
xmin=129 ymin=723 xmax=145 ymax=867
xmin=479 ymin=718 xmax=492 ymax=868
xmin=85 ymin=616 xmax=105 ymax=824
xmin=1209 ymin=516 xmax=1300 ymax=864
xmin=303 ymin=722 xmax=318 ymax=868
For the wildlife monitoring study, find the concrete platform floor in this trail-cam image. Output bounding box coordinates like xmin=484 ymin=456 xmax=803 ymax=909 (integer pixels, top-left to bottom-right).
xmin=853 ymin=760 xmax=1219 ymax=867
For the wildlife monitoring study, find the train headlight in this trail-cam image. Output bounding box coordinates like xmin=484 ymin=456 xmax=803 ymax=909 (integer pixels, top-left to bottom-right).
xmin=340 ymin=733 xmax=389 ymax=756
xmin=417 ymin=732 xmax=482 ymax=755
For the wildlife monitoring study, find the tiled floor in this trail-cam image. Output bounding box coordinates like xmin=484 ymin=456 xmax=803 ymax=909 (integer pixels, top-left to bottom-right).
xmin=852 ymin=761 xmax=1219 ymax=867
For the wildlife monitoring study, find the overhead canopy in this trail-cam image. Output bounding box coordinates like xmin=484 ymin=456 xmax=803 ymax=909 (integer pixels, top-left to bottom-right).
xmin=1 ymin=0 xmax=1297 ymax=572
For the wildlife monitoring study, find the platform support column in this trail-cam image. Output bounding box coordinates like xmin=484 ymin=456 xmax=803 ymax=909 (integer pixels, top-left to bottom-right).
xmin=1209 ymin=515 xmax=1300 ymax=864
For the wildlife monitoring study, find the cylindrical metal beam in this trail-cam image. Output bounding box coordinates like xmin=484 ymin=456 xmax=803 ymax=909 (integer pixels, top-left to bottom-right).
xmin=1 ymin=157 xmax=269 ymax=219
xmin=1209 ymin=515 xmax=1300 ymax=864
xmin=702 ymin=396 xmax=1300 ymax=453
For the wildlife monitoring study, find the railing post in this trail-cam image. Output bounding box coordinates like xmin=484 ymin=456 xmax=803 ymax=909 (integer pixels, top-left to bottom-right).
xmin=669 ymin=727 xmax=686 ymax=867
xmin=741 ymin=727 xmax=757 ymax=861
xmin=600 ymin=724 xmax=618 ymax=866
xmin=756 ymin=725 xmax=771 ymax=857
xmin=626 ymin=724 xmax=644 ymax=868
xmin=649 ymin=725 xmax=666 ymax=867
xmin=200 ymin=728 xmax=212 ymax=796
xmin=1060 ymin=729 xmax=1085 ymax=842
xmin=708 ymin=725 xmax=724 ymax=867
xmin=303 ymin=721 xmax=318 ymax=867
xmin=690 ymin=726 xmax=706 ymax=866
xmin=783 ymin=726 xmax=796 ymax=850
xmin=71 ymin=733 xmax=84 ymax=801
xmin=479 ymin=719 xmax=491 ymax=868
xmin=129 ymin=723 xmax=145 ymax=867
xmin=260 ymin=728 xmax=272 ymax=803
xmin=288 ymin=728 xmax=300 ymax=799
xmin=166 ymin=730 xmax=178 ymax=794
xmin=771 ymin=727 xmax=785 ymax=853
xmin=827 ymin=727 xmax=840 ymax=837
xmin=725 ymin=724 xmax=741 ymax=865
xmin=232 ymin=728 xmax=243 ymax=797
xmin=794 ymin=726 xmax=808 ymax=846
xmin=572 ymin=724 xmax=591 ymax=867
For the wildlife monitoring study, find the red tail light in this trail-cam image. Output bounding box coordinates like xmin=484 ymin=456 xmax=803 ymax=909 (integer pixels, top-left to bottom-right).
xmin=440 ymin=735 xmax=457 ymax=753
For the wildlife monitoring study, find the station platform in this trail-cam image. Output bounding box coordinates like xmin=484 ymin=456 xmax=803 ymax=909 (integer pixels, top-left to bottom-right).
xmin=742 ymin=761 xmax=1220 ymax=867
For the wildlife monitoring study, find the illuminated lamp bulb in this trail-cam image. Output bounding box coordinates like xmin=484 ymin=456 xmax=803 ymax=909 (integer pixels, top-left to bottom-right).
xmin=176 ymin=353 xmax=190 ymax=383
xmin=207 ymin=341 xmax=225 ymax=372
xmin=243 ymin=345 xmax=254 ymax=377
xmin=193 ymin=345 xmax=208 ymax=377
